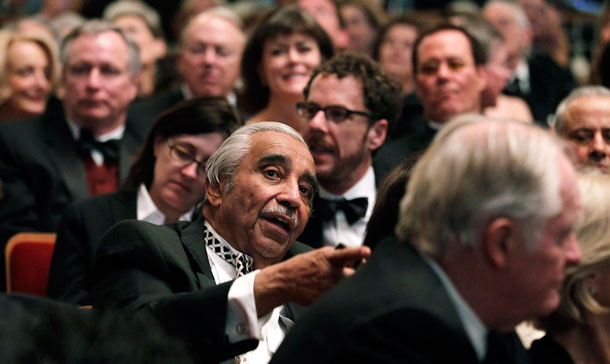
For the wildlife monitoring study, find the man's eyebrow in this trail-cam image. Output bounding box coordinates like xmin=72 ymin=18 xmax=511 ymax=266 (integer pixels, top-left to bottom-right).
xmin=259 ymin=154 xmax=290 ymax=166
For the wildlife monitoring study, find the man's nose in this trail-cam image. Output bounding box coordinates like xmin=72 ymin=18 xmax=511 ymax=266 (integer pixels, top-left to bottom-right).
xmin=306 ymin=108 xmax=329 ymax=133
xmin=277 ymin=179 xmax=301 ymax=209
xmin=86 ymin=68 xmax=101 ymax=89
xmin=589 ymin=132 xmax=608 ymax=161
xmin=564 ymin=233 xmax=581 ymax=266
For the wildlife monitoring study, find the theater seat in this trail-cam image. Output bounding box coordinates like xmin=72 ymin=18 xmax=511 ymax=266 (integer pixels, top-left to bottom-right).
xmin=5 ymin=233 xmax=56 ymax=296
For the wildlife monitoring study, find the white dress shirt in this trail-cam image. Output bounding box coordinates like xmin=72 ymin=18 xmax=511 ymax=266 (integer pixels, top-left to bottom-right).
xmin=136 ymin=184 xmax=193 ymax=224
xmin=66 ymin=120 xmax=125 ymax=166
xmin=204 ymin=222 xmax=287 ymax=364
xmin=425 ymin=257 xmax=487 ymax=361
xmin=319 ymin=166 xmax=376 ymax=248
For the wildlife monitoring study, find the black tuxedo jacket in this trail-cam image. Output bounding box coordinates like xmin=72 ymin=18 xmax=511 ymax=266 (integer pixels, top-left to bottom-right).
xmin=504 ymin=52 xmax=576 ymax=125
xmin=128 ymin=87 xmax=185 ymax=127
xmin=271 ymin=237 xmax=531 ymax=364
xmin=47 ymin=190 xmax=138 ymax=306
xmin=0 ymin=100 xmax=149 ymax=290
xmin=373 ymin=115 xmax=436 ymax=184
xmin=91 ymin=217 xmax=309 ymax=363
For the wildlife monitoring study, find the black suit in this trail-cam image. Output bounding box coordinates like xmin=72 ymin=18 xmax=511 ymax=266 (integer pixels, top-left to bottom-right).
xmin=128 ymin=87 xmax=185 ymax=126
xmin=504 ymin=53 xmax=576 ymax=126
xmin=373 ymin=115 xmax=436 ymax=184
xmin=270 ymin=237 xmax=531 ymax=364
xmin=91 ymin=217 xmax=309 ymax=363
xmin=47 ymin=190 xmax=137 ymax=306
xmin=0 ymin=100 xmax=149 ymax=290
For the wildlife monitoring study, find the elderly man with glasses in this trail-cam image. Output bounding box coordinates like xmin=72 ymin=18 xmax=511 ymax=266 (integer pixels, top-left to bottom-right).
xmin=296 ymin=52 xmax=402 ymax=249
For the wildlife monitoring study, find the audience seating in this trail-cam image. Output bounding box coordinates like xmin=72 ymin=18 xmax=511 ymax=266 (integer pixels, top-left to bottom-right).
xmin=5 ymin=233 xmax=56 ymax=296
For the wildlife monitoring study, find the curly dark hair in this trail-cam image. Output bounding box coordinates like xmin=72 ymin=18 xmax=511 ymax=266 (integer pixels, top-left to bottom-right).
xmin=123 ymin=96 xmax=242 ymax=191
xmin=303 ymin=52 xmax=402 ymax=129
xmin=240 ymin=5 xmax=335 ymax=114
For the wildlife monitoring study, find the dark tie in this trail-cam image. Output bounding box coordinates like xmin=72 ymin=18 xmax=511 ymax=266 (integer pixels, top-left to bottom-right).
xmin=316 ymin=197 xmax=368 ymax=225
xmin=77 ymin=128 xmax=120 ymax=162
xmin=202 ymin=225 xmax=253 ymax=277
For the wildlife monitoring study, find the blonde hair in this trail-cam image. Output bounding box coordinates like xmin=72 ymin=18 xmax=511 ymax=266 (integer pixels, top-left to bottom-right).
xmin=0 ymin=30 xmax=60 ymax=105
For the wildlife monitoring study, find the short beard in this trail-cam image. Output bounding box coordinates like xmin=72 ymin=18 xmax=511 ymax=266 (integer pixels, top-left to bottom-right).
xmin=318 ymin=132 xmax=369 ymax=185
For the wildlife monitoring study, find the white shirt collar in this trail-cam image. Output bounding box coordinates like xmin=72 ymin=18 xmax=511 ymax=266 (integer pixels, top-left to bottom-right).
xmin=318 ymin=166 xmax=376 ymax=203
xmin=66 ymin=119 xmax=125 ymax=142
xmin=425 ymin=257 xmax=488 ymax=361
xmin=512 ymin=59 xmax=530 ymax=93
xmin=137 ymin=184 xmax=193 ymax=224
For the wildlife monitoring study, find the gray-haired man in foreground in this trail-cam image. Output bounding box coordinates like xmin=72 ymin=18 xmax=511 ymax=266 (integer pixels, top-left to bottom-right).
xmin=271 ymin=115 xmax=581 ymax=364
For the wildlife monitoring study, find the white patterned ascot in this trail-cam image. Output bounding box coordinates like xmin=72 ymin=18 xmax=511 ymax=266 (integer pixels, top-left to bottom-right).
xmin=202 ymin=225 xmax=253 ymax=277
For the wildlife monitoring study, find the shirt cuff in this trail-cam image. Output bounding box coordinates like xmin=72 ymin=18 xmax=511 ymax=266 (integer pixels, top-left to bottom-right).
xmin=225 ymin=270 xmax=273 ymax=343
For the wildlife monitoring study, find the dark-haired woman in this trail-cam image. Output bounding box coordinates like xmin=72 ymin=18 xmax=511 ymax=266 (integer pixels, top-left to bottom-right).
xmin=241 ymin=5 xmax=334 ymax=133
xmin=47 ymin=97 xmax=241 ymax=306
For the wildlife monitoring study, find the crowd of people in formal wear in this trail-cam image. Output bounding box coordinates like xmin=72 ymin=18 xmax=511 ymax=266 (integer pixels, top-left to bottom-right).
xmin=1 ymin=0 xmax=610 ymax=363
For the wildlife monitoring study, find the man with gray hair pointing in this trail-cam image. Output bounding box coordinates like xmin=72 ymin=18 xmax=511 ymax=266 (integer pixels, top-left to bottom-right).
xmin=92 ymin=122 xmax=370 ymax=363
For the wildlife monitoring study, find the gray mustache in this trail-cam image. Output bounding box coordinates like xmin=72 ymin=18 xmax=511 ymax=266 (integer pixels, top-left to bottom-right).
xmin=261 ymin=207 xmax=298 ymax=230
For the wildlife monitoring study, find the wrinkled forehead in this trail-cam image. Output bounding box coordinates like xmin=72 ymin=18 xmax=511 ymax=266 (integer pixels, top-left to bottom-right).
xmin=564 ymin=95 xmax=610 ymax=129
xmin=245 ymin=131 xmax=314 ymax=175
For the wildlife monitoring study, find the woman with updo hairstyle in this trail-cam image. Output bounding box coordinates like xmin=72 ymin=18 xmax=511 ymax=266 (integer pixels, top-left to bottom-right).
xmin=241 ymin=5 xmax=334 ymax=133
xmin=529 ymin=172 xmax=610 ymax=364
xmin=0 ymin=31 xmax=59 ymax=122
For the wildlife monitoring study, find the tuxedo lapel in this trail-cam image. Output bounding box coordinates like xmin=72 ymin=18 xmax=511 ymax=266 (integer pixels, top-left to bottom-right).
xmin=179 ymin=217 xmax=215 ymax=283
xmin=119 ymin=120 xmax=145 ymax=182
xmin=44 ymin=112 xmax=88 ymax=200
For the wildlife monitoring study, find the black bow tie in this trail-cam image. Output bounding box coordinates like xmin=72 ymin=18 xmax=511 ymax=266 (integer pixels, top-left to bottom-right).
xmin=76 ymin=128 xmax=120 ymax=162
xmin=316 ymin=197 xmax=368 ymax=225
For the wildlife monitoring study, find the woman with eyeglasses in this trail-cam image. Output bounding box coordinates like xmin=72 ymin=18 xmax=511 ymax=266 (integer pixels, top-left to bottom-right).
xmin=47 ymin=97 xmax=242 ymax=306
xmin=240 ymin=5 xmax=334 ymax=134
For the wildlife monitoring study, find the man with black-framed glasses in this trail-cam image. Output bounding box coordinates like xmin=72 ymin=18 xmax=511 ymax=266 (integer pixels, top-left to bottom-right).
xmin=297 ymin=52 xmax=402 ymax=249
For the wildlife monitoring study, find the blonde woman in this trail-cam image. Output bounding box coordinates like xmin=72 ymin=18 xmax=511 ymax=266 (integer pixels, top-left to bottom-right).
xmin=530 ymin=171 xmax=610 ymax=364
xmin=0 ymin=31 xmax=59 ymax=121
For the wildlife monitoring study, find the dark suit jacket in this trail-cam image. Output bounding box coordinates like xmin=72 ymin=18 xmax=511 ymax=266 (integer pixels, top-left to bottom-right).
xmin=270 ymin=237 xmax=531 ymax=364
xmin=128 ymin=87 xmax=185 ymax=127
xmin=504 ymin=52 xmax=576 ymax=126
xmin=91 ymin=217 xmax=309 ymax=363
xmin=47 ymin=190 xmax=138 ymax=306
xmin=373 ymin=115 xmax=436 ymax=184
xmin=0 ymin=100 xmax=149 ymax=290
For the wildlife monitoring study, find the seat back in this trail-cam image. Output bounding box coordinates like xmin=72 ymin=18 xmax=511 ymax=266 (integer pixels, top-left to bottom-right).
xmin=5 ymin=233 xmax=56 ymax=296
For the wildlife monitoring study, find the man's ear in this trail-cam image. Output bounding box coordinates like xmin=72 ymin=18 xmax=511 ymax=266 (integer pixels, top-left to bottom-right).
xmin=367 ymin=119 xmax=388 ymax=152
xmin=481 ymin=217 xmax=517 ymax=270
xmin=475 ymin=65 xmax=488 ymax=93
xmin=204 ymin=179 xmax=223 ymax=207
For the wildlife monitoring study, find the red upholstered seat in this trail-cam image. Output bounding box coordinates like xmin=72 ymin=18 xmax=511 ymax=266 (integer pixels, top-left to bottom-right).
xmin=5 ymin=233 xmax=56 ymax=296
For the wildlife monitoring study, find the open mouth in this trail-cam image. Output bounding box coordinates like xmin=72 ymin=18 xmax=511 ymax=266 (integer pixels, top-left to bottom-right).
xmin=264 ymin=216 xmax=290 ymax=232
